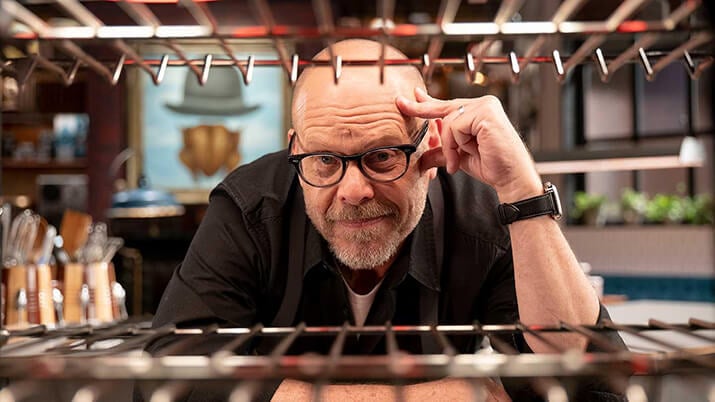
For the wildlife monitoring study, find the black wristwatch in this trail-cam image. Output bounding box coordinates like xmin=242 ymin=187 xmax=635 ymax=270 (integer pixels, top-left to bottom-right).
xmin=497 ymin=182 xmax=563 ymax=225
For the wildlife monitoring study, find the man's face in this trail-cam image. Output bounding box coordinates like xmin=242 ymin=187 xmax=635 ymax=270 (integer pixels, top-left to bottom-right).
xmin=292 ymin=74 xmax=431 ymax=270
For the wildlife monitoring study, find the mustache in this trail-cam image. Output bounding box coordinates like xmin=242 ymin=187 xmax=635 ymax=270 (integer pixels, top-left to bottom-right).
xmin=326 ymin=201 xmax=397 ymax=222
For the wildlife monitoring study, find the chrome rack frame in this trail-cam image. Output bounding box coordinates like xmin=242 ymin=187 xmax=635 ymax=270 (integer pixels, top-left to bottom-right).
xmin=0 ymin=319 xmax=713 ymax=375
xmin=0 ymin=0 xmax=712 ymax=88
xmin=0 ymin=318 xmax=713 ymax=401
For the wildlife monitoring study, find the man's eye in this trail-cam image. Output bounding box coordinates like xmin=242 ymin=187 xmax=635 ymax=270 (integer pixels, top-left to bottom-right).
xmin=318 ymin=155 xmax=339 ymax=165
xmin=365 ymin=150 xmax=399 ymax=165
xmin=372 ymin=151 xmax=391 ymax=162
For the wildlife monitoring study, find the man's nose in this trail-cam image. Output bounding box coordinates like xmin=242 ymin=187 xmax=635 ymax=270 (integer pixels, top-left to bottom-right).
xmin=336 ymin=162 xmax=374 ymax=205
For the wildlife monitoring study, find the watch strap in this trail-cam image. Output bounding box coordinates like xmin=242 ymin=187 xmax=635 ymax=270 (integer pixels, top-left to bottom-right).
xmin=498 ymin=192 xmax=556 ymax=225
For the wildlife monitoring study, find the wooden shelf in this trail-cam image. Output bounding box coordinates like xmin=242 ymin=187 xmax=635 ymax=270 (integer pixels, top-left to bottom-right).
xmin=1 ymin=111 xmax=55 ymax=125
xmin=1 ymin=158 xmax=87 ymax=169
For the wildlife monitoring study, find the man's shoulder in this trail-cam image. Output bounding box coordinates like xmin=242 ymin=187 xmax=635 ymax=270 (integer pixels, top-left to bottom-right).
xmin=211 ymin=149 xmax=296 ymax=216
xmin=440 ymin=170 xmax=510 ymax=248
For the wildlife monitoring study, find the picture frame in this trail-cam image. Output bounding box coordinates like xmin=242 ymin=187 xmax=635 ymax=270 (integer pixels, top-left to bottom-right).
xmin=127 ymin=41 xmax=291 ymax=204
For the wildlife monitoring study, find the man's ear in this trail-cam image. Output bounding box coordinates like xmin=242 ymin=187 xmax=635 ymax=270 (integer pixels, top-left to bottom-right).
xmin=287 ymin=128 xmax=295 ymax=151
xmin=428 ymin=120 xmax=442 ymax=149
xmin=419 ymin=120 xmax=446 ymax=180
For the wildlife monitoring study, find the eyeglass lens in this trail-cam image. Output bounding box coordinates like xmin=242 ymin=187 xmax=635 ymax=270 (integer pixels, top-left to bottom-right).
xmin=300 ymin=148 xmax=409 ymax=186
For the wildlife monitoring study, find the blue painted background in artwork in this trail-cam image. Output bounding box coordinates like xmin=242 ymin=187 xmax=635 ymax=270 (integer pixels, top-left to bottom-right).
xmin=142 ymin=53 xmax=285 ymax=190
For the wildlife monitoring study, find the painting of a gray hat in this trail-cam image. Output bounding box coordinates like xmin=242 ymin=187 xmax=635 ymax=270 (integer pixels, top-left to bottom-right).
xmin=166 ymin=67 xmax=260 ymax=116
xmin=141 ymin=52 xmax=284 ymax=192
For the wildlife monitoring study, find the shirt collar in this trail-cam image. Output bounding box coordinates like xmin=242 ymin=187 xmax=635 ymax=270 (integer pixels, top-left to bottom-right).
xmin=302 ymin=199 xmax=441 ymax=292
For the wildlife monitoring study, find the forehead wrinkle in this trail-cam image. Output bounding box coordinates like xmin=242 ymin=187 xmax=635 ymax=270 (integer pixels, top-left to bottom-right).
xmin=299 ymin=117 xmax=410 ymax=152
xmin=302 ymin=96 xmax=409 ymax=127
xmin=302 ymin=100 xmax=403 ymax=118
xmin=302 ymin=116 xmax=407 ymax=139
xmin=300 ymin=131 xmax=407 ymax=154
xmin=301 ymin=120 xmax=406 ymax=143
xmin=303 ymin=109 xmax=406 ymax=127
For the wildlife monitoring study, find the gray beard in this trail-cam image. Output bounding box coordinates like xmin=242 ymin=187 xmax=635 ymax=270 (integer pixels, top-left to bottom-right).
xmin=322 ymin=196 xmax=427 ymax=271
xmin=329 ymin=225 xmax=401 ymax=270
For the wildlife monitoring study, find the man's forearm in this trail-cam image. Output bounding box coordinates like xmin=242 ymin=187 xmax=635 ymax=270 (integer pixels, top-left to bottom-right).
xmin=272 ymin=378 xmax=510 ymax=402
xmin=508 ymin=215 xmax=600 ymax=353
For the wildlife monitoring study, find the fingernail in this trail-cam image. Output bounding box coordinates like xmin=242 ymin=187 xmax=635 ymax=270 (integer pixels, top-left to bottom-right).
xmin=415 ymin=87 xmax=426 ymax=95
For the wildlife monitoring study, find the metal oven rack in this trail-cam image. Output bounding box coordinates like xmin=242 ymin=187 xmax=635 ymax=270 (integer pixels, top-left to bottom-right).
xmin=1 ymin=3 xmax=714 ymax=399
xmin=0 ymin=319 xmax=713 ymax=401
xmin=0 ymin=0 xmax=712 ymax=88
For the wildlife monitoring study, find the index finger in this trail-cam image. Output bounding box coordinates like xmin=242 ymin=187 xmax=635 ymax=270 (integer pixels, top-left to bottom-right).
xmin=396 ymin=95 xmax=452 ymax=119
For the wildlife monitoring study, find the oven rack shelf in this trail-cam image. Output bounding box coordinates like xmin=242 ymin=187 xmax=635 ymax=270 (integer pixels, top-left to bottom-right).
xmin=0 ymin=0 xmax=713 ymax=87
xmin=1 ymin=318 xmax=713 ymax=381
xmin=1 ymin=318 xmax=713 ymax=402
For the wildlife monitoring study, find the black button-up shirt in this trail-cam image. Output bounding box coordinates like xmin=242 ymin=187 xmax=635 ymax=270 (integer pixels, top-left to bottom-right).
xmin=154 ymin=150 xmax=520 ymax=344
xmin=151 ymin=149 xmax=625 ymax=401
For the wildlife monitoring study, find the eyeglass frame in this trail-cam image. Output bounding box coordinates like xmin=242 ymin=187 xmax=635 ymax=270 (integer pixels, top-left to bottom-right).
xmin=287 ymin=120 xmax=431 ymax=188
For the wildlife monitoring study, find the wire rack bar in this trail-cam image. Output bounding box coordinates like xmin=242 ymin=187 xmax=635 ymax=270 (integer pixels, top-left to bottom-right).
xmin=1 ymin=0 xmax=712 ymax=88
xmin=518 ymin=0 xmax=588 ymax=71
xmin=562 ymin=0 xmax=649 ymax=72
xmin=603 ymin=320 xmax=715 ymax=369
xmin=6 ymin=50 xmax=707 ymax=69
xmin=424 ymin=0 xmax=461 ymax=82
xmin=5 ymin=20 xmax=711 ymax=40
xmin=250 ymin=0 xmax=294 ymax=83
xmin=2 ymin=47 xmax=711 ymax=89
xmin=116 ymin=0 xmax=161 ymax=28
xmin=606 ymin=0 xmax=702 ymax=79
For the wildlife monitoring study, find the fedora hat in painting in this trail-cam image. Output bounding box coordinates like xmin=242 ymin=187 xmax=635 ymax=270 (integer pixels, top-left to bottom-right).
xmin=166 ymin=67 xmax=260 ymax=116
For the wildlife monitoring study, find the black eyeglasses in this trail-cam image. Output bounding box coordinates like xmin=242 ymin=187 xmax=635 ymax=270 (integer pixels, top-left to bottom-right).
xmin=288 ymin=121 xmax=430 ymax=188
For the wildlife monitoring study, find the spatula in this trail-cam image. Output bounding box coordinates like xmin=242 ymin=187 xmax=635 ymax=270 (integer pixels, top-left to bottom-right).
xmin=59 ymin=210 xmax=92 ymax=262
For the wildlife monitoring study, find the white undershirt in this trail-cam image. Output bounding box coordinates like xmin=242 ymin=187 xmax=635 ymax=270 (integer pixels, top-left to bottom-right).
xmin=342 ymin=277 xmax=383 ymax=327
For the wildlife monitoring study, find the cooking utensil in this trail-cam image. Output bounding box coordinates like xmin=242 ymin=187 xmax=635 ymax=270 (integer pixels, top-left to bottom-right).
xmin=60 ymin=210 xmax=92 ymax=262
xmin=81 ymin=223 xmax=107 ymax=264
xmin=16 ymin=288 xmax=28 ymax=327
xmin=112 ymin=282 xmax=128 ymax=321
xmin=102 ymin=237 xmax=124 ymax=263
xmin=62 ymin=262 xmax=84 ymax=325
xmin=1 ymin=203 xmax=11 ymax=261
xmin=53 ymin=287 xmax=65 ymax=327
xmin=36 ymin=225 xmax=57 ymax=265
xmin=29 ymin=217 xmax=48 ymax=265
xmin=86 ymin=262 xmax=114 ymax=324
xmin=16 ymin=212 xmax=39 ymax=266
xmin=3 ymin=267 xmax=25 ymax=327
xmin=34 ymin=263 xmax=55 ymax=326
xmin=53 ymin=235 xmax=71 ymax=269
xmin=80 ymin=284 xmax=90 ymax=325
xmin=5 ymin=210 xmax=30 ymax=266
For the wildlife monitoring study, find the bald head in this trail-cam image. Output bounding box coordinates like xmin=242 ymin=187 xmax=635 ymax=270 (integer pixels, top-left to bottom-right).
xmin=291 ymin=39 xmax=426 ymax=132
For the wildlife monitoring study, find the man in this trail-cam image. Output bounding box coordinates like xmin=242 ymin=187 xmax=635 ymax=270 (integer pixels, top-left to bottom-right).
xmin=153 ymin=39 xmax=625 ymax=401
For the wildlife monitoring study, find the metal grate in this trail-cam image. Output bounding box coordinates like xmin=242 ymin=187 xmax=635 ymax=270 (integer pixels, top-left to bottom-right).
xmin=0 ymin=0 xmax=712 ymax=87
xmin=0 ymin=318 xmax=713 ymax=401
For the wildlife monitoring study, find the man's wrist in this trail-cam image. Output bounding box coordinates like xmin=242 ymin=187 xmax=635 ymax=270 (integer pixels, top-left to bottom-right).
xmin=497 ymin=181 xmax=563 ymax=225
xmin=495 ymin=178 xmax=542 ymax=204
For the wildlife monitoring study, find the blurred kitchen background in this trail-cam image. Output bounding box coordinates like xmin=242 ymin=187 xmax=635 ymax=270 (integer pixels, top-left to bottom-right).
xmin=0 ymin=0 xmax=712 ymax=321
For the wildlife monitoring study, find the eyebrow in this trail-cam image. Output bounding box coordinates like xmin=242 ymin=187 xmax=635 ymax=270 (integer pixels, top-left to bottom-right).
xmin=295 ymin=130 xmax=411 ymax=154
